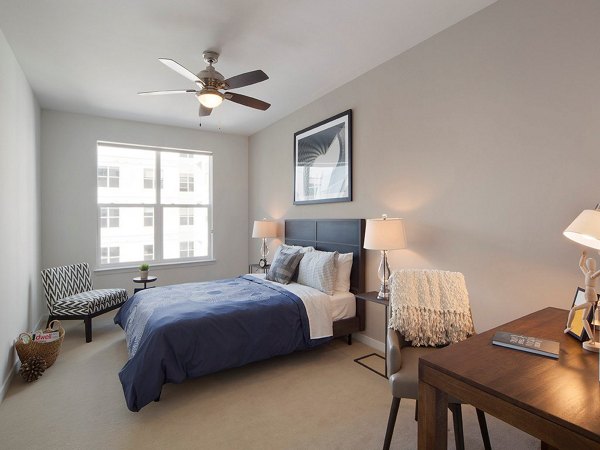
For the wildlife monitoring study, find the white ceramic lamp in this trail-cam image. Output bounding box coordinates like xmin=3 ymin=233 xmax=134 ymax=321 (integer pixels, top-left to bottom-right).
xmin=563 ymin=206 xmax=600 ymax=352
xmin=252 ymin=219 xmax=278 ymax=268
xmin=364 ymin=214 xmax=407 ymax=300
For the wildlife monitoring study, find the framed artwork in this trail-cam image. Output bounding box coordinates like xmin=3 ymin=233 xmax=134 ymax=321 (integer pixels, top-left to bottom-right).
xmin=293 ymin=110 xmax=352 ymax=205
xmin=566 ymin=287 xmax=596 ymax=341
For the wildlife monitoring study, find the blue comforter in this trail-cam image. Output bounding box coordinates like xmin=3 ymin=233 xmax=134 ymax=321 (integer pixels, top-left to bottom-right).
xmin=114 ymin=275 xmax=326 ymax=411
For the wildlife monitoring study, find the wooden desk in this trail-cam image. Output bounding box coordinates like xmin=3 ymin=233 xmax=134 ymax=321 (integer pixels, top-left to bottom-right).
xmin=418 ymin=307 xmax=600 ymax=450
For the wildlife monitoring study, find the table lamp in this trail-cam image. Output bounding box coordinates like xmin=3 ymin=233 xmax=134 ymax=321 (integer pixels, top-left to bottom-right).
xmin=252 ymin=219 xmax=278 ymax=269
xmin=563 ymin=205 xmax=600 ymax=352
xmin=364 ymin=214 xmax=407 ymax=299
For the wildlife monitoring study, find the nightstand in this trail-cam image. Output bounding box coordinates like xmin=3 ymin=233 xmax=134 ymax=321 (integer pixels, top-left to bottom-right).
xmin=133 ymin=275 xmax=158 ymax=293
xmin=248 ymin=263 xmax=270 ymax=274
xmin=354 ymin=291 xmax=389 ymax=378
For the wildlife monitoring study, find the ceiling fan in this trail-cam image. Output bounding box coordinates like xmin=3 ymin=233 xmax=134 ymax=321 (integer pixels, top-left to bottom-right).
xmin=138 ymin=51 xmax=271 ymax=117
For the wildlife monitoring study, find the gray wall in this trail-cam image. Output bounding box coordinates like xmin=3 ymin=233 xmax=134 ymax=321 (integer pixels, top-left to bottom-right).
xmin=41 ymin=110 xmax=249 ymax=295
xmin=249 ymin=0 xmax=600 ymax=344
xmin=0 ymin=29 xmax=41 ymax=396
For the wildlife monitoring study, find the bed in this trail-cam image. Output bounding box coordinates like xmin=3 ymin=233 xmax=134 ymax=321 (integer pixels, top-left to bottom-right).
xmin=114 ymin=218 xmax=366 ymax=411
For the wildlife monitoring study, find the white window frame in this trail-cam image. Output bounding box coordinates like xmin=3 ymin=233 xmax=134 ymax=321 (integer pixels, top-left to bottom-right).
xmin=97 ymin=142 xmax=213 ymax=269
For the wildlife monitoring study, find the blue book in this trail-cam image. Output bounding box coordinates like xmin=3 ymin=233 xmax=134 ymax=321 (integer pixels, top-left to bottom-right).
xmin=492 ymin=331 xmax=559 ymax=359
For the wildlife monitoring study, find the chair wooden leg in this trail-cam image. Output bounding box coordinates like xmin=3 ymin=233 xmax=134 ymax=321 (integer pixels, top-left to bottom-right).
xmin=414 ymin=400 xmax=418 ymax=421
xmin=84 ymin=316 xmax=92 ymax=343
xmin=46 ymin=315 xmax=55 ymax=328
xmin=449 ymin=403 xmax=465 ymax=450
xmin=347 ymin=334 xmax=352 ymax=345
xmin=476 ymin=408 xmax=492 ymax=450
xmin=383 ymin=397 xmax=400 ymax=450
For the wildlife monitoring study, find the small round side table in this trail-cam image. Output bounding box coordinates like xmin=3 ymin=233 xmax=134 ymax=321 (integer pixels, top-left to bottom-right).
xmin=133 ymin=275 xmax=158 ymax=293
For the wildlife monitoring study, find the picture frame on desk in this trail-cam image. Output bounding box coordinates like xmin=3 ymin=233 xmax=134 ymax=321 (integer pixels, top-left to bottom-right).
xmin=566 ymin=287 xmax=597 ymax=342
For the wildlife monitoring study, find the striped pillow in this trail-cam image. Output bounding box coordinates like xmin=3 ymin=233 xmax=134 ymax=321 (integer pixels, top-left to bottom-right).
xmin=297 ymin=250 xmax=338 ymax=295
xmin=266 ymin=248 xmax=304 ymax=284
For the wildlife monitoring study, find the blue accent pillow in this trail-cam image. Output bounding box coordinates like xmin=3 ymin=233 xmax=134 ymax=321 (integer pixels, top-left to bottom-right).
xmin=266 ymin=248 xmax=304 ymax=284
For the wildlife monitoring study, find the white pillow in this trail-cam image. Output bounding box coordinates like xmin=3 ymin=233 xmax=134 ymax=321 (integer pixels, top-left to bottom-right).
xmin=270 ymin=244 xmax=314 ymax=263
xmin=334 ymin=252 xmax=353 ymax=292
xmin=297 ymin=250 xmax=338 ymax=295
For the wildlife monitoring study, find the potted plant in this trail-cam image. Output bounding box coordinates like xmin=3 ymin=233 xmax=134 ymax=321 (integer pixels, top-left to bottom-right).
xmin=139 ymin=263 xmax=149 ymax=280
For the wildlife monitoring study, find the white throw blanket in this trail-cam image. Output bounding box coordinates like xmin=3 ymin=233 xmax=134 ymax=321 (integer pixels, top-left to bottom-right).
xmin=389 ymin=269 xmax=475 ymax=346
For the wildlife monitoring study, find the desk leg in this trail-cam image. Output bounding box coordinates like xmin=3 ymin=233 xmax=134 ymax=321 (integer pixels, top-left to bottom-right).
xmin=418 ymin=380 xmax=448 ymax=450
xmin=540 ymin=443 xmax=559 ymax=450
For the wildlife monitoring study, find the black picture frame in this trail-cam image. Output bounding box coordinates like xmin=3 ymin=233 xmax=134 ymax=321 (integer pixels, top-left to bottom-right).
xmin=293 ymin=110 xmax=352 ymax=205
xmin=566 ymin=287 xmax=596 ymax=341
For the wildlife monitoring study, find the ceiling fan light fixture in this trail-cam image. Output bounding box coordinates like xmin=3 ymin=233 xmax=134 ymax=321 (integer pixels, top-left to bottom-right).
xmin=198 ymin=89 xmax=223 ymax=108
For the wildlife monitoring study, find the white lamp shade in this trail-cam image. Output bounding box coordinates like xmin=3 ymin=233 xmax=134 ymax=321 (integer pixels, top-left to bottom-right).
xmin=364 ymin=217 xmax=407 ymax=250
xmin=564 ymin=209 xmax=600 ymax=250
xmin=252 ymin=220 xmax=278 ymax=239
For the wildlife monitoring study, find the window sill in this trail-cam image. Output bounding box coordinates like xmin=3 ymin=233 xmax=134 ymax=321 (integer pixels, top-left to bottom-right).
xmin=94 ymin=259 xmax=216 ymax=275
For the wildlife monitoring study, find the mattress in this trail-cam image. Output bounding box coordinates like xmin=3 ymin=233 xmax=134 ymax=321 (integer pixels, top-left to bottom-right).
xmin=249 ymin=273 xmax=356 ymax=322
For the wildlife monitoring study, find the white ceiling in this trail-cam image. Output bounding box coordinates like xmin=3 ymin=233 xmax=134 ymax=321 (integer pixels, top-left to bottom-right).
xmin=0 ymin=0 xmax=496 ymax=136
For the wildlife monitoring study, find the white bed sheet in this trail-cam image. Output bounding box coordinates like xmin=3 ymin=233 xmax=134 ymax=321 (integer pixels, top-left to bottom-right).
xmin=249 ymin=274 xmax=355 ymax=339
xmin=330 ymin=290 xmax=356 ymax=322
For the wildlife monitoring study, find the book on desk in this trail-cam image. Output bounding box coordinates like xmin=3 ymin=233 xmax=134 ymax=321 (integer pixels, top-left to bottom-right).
xmin=492 ymin=331 xmax=560 ymax=359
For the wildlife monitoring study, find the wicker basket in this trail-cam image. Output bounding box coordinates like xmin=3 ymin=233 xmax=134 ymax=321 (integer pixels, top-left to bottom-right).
xmin=15 ymin=320 xmax=65 ymax=368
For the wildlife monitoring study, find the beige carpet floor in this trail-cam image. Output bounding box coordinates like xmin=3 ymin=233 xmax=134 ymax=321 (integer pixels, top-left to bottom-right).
xmin=0 ymin=315 xmax=538 ymax=450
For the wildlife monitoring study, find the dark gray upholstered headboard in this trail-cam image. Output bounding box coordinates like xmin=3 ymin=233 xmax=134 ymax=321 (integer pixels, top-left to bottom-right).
xmin=284 ymin=219 xmax=366 ymax=294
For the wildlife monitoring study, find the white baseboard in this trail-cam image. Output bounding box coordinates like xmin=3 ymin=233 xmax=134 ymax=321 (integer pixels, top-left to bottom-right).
xmin=0 ymin=361 xmax=18 ymax=403
xmin=0 ymin=315 xmax=47 ymax=403
xmin=354 ymin=333 xmax=385 ymax=353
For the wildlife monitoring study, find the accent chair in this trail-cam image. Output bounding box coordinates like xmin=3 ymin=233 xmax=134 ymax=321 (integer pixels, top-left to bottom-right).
xmin=41 ymin=263 xmax=128 ymax=343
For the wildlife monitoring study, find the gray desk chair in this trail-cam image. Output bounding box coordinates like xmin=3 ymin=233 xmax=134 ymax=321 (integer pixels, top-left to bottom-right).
xmin=383 ymin=328 xmax=492 ymax=450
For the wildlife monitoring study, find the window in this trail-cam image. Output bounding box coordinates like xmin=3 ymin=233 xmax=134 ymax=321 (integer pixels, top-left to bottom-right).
xmin=180 ymin=241 xmax=194 ymax=258
xmin=143 ymin=168 xmax=154 ymax=189
xmin=100 ymin=207 xmax=120 ymax=228
xmin=144 ymin=244 xmax=154 ymax=261
xmin=144 ymin=208 xmax=154 ymax=227
xmin=98 ymin=166 xmax=119 ymax=188
xmin=101 ymin=247 xmax=120 ymax=264
xmin=179 ymin=208 xmax=194 ymax=226
xmin=180 ymin=173 xmax=194 ymax=192
xmin=97 ymin=142 xmax=212 ymax=267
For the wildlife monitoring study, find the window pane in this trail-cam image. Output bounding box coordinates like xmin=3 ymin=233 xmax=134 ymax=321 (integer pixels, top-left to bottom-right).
xmin=163 ymin=207 xmax=208 ymax=259
xmin=161 ymin=152 xmax=210 ymax=204
xmin=143 ymin=168 xmax=154 ymax=189
xmin=144 ymin=207 xmax=154 ymax=227
xmin=98 ymin=144 xmax=155 ymax=204
xmin=99 ymin=206 xmax=154 ymax=264
xmin=144 ymin=244 xmax=154 ymax=261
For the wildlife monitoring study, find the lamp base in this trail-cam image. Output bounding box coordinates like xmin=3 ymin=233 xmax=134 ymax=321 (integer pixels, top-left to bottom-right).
xmin=377 ymin=281 xmax=390 ymax=300
xmin=583 ymin=340 xmax=600 ymax=352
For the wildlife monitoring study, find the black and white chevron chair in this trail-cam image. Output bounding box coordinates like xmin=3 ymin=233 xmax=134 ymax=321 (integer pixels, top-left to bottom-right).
xmin=41 ymin=263 xmax=128 ymax=343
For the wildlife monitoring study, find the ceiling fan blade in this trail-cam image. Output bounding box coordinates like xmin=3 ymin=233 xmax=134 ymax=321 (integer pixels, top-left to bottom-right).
xmin=199 ymin=105 xmax=213 ymax=117
xmin=138 ymin=89 xmax=198 ymax=96
xmin=224 ymin=70 xmax=269 ymax=90
xmin=225 ymin=92 xmax=271 ymax=111
xmin=159 ymin=58 xmax=202 ymax=84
